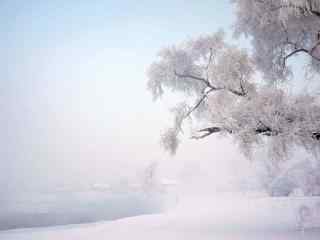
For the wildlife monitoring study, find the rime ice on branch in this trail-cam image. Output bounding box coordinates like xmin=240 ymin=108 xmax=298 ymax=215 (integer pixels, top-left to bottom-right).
xmin=234 ymin=0 xmax=320 ymax=81
xmin=147 ymin=27 xmax=320 ymax=160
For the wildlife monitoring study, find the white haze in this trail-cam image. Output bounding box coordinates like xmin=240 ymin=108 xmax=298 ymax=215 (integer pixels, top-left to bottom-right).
xmin=0 ymin=1 xmax=243 ymax=198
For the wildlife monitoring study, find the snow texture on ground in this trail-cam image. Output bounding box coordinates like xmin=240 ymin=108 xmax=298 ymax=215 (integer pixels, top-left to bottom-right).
xmin=1 ymin=195 xmax=320 ymax=240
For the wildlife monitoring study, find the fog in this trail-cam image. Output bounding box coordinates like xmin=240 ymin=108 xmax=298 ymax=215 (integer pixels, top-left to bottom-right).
xmin=0 ymin=0 xmax=255 ymax=230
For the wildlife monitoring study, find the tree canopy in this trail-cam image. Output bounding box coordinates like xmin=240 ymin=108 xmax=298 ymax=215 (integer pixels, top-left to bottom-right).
xmin=147 ymin=0 xmax=320 ymax=162
xmin=234 ymin=0 xmax=320 ymax=81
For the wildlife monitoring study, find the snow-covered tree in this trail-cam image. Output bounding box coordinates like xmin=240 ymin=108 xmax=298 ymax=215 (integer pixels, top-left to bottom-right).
xmin=147 ymin=31 xmax=320 ymax=161
xmin=233 ymin=0 xmax=320 ymax=82
xmin=147 ymin=2 xmax=320 ymax=198
xmin=259 ymin=158 xmax=320 ymax=196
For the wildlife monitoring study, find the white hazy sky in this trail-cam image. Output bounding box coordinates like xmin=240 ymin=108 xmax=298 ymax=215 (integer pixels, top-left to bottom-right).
xmin=1 ymin=0 xmax=253 ymax=194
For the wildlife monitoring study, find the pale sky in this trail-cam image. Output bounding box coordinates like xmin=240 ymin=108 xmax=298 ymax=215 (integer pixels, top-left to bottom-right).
xmin=1 ymin=0 xmax=251 ymax=194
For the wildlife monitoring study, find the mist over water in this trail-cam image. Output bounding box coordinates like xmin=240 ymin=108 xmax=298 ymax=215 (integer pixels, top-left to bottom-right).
xmin=0 ymin=190 xmax=164 ymax=231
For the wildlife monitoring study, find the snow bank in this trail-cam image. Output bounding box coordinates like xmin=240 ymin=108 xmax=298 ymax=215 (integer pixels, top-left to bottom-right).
xmin=0 ymin=196 xmax=319 ymax=240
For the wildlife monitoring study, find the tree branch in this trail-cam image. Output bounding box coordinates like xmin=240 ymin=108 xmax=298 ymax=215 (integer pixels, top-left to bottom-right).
xmin=174 ymin=71 xmax=215 ymax=89
xmin=270 ymin=3 xmax=320 ymax=18
xmin=184 ymin=88 xmax=215 ymax=119
xmin=174 ymin=69 xmax=247 ymax=137
xmin=312 ymin=132 xmax=320 ymax=140
xmin=307 ymin=0 xmax=320 ymax=18
xmin=191 ymin=127 xmax=222 ymax=139
xmin=227 ymin=87 xmax=247 ymax=97
xmin=192 ymin=124 xmax=320 ymax=141
xmin=284 ymin=48 xmax=309 ymax=62
xmin=205 ymin=48 xmax=214 ymax=83
xmin=310 ymin=9 xmax=320 ymax=18
xmin=174 ymin=71 xmax=247 ymax=97
xmin=283 ymin=47 xmax=320 ymax=66
xmin=206 ymin=48 xmax=214 ymax=71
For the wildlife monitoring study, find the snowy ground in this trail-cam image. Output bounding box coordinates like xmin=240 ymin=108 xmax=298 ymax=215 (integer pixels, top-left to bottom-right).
xmin=1 ymin=195 xmax=320 ymax=240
